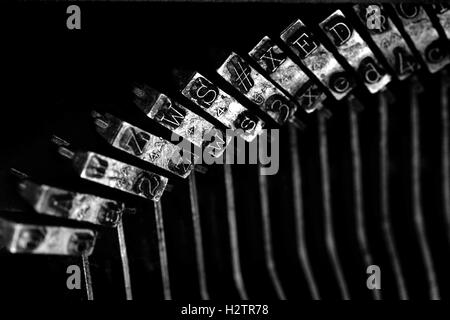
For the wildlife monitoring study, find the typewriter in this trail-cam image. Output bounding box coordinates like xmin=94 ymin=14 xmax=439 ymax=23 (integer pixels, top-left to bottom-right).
xmin=1 ymin=2 xmax=449 ymax=301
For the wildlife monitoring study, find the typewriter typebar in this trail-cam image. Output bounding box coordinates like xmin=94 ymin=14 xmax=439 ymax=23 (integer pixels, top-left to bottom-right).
xmin=180 ymin=72 xmax=265 ymax=142
xmin=319 ymin=10 xmax=392 ymax=93
xmin=280 ymin=19 xmax=355 ymax=100
xmin=353 ymin=4 xmax=419 ymax=80
xmin=70 ymin=150 xmax=168 ymax=201
xmin=18 ymin=180 xmax=124 ymax=227
xmin=217 ymin=52 xmax=297 ymax=125
xmin=93 ymin=112 xmax=195 ymax=178
xmin=393 ymin=4 xmax=450 ymax=73
xmin=132 ymin=85 xmax=230 ymax=157
xmin=248 ymin=36 xmax=327 ymax=113
xmin=0 ymin=217 xmax=96 ymax=256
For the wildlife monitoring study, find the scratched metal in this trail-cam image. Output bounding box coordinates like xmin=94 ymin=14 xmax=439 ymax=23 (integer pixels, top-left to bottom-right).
xmin=18 ymin=180 xmax=123 ymax=227
xmin=354 ymin=4 xmax=418 ymax=80
xmin=180 ymin=72 xmax=264 ymax=142
xmin=0 ymin=217 xmax=96 ymax=256
xmin=281 ymin=19 xmax=354 ymax=101
xmin=81 ymin=254 xmax=94 ymax=300
xmin=248 ymin=36 xmax=326 ymax=113
xmin=217 ymin=52 xmax=297 ymax=125
xmin=432 ymin=3 xmax=450 ymax=39
xmin=319 ymin=10 xmax=391 ymax=93
xmin=94 ymin=112 xmax=194 ymax=178
xmin=133 ymin=86 xmax=229 ymax=157
xmin=72 ymin=151 xmax=168 ymax=201
xmin=392 ymin=4 xmax=450 ymax=73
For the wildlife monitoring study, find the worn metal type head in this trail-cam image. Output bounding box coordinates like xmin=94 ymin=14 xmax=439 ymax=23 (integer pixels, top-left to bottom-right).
xmin=248 ymin=36 xmax=326 ymax=113
xmin=71 ymin=150 xmax=168 ymax=201
xmin=281 ymin=19 xmax=355 ymax=100
xmin=354 ymin=4 xmax=419 ymax=80
xmin=93 ymin=112 xmax=194 ymax=178
xmin=133 ymin=85 xmax=230 ymax=157
xmin=392 ymin=4 xmax=450 ymax=73
xmin=18 ymin=180 xmax=124 ymax=227
xmin=0 ymin=217 xmax=96 ymax=256
xmin=319 ymin=10 xmax=391 ymax=93
xmin=431 ymin=3 xmax=450 ymax=39
xmin=180 ymin=72 xmax=265 ymax=142
xmin=216 ymin=52 xmax=297 ymax=125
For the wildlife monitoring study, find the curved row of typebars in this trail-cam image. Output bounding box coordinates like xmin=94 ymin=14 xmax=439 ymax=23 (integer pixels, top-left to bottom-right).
xmin=5 ymin=3 xmax=450 ymax=300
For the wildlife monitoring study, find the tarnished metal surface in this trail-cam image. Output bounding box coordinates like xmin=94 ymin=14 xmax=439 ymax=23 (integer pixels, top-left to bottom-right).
xmin=319 ymin=10 xmax=391 ymax=93
xmin=18 ymin=180 xmax=123 ymax=227
xmin=249 ymin=36 xmax=326 ymax=113
xmin=432 ymin=3 xmax=450 ymax=39
xmin=0 ymin=217 xmax=96 ymax=256
xmin=392 ymin=4 xmax=450 ymax=74
xmin=354 ymin=4 xmax=418 ymax=80
xmin=281 ymin=19 xmax=354 ymax=100
xmin=133 ymin=85 xmax=230 ymax=157
xmin=94 ymin=112 xmax=194 ymax=178
xmin=180 ymin=72 xmax=264 ymax=142
xmin=72 ymin=151 xmax=168 ymax=201
xmin=217 ymin=52 xmax=296 ymax=125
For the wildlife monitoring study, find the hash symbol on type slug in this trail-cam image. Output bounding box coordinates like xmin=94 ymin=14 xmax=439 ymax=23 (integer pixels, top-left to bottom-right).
xmin=366 ymin=5 xmax=385 ymax=32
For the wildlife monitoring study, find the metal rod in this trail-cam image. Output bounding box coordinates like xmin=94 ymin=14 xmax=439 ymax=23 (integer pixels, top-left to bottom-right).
xmin=117 ymin=220 xmax=133 ymax=300
xmin=154 ymin=200 xmax=172 ymax=300
xmin=379 ymin=91 xmax=409 ymax=300
xmin=318 ymin=111 xmax=350 ymax=300
xmin=81 ymin=253 xmax=94 ymax=300
xmin=348 ymin=98 xmax=381 ymax=300
xmin=223 ymin=164 xmax=249 ymax=300
xmin=440 ymin=71 xmax=450 ymax=246
xmin=410 ymin=80 xmax=440 ymax=300
xmin=289 ymin=124 xmax=320 ymax=300
xmin=188 ymin=171 xmax=210 ymax=300
xmin=258 ymin=167 xmax=287 ymax=300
